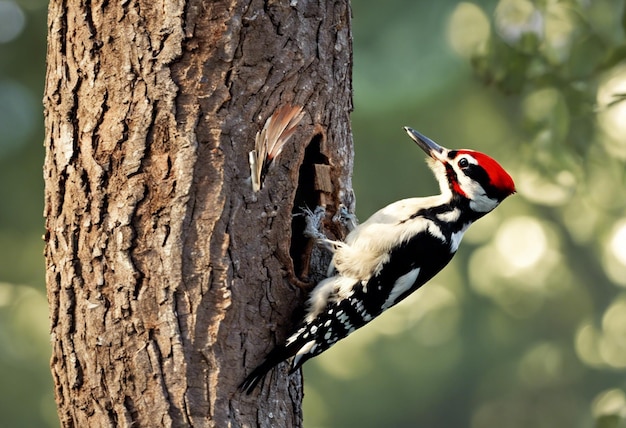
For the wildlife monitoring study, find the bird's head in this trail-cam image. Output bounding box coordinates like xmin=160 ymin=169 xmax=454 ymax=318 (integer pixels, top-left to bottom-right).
xmin=404 ymin=127 xmax=516 ymax=214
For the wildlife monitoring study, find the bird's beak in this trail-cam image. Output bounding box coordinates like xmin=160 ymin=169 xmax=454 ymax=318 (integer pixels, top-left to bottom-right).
xmin=403 ymin=127 xmax=446 ymax=161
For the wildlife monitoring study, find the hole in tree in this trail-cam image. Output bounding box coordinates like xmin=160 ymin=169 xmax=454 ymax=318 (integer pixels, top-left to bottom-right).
xmin=290 ymin=134 xmax=329 ymax=281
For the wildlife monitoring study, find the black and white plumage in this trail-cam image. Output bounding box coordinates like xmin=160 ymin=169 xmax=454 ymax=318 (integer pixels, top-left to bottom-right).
xmin=240 ymin=127 xmax=516 ymax=394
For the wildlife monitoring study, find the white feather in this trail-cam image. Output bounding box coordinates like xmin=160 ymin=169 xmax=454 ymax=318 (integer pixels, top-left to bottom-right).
xmin=437 ymin=208 xmax=460 ymax=223
xmin=450 ymin=226 xmax=469 ymax=253
xmin=329 ymin=196 xmax=448 ymax=281
xmin=292 ymin=340 xmax=317 ymax=368
xmin=305 ymin=275 xmax=357 ymax=323
xmin=382 ymin=268 xmax=421 ymax=310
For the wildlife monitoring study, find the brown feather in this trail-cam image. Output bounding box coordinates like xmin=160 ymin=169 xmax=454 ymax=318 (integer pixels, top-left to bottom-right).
xmin=250 ymin=104 xmax=304 ymax=191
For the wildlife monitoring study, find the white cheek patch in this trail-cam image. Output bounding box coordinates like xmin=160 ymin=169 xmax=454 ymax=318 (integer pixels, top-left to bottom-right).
xmin=451 ymin=159 xmax=500 ymax=213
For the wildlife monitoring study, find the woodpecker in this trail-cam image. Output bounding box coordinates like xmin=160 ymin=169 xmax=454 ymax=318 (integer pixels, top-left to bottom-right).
xmin=240 ymin=127 xmax=516 ymax=394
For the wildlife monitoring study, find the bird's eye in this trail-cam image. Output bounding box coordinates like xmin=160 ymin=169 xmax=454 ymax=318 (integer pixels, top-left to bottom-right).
xmin=458 ymin=158 xmax=469 ymax=168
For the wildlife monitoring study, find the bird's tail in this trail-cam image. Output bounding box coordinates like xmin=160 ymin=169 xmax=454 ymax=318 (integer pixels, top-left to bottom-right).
xmin=239 ymin=345 xmax=291 ymax=395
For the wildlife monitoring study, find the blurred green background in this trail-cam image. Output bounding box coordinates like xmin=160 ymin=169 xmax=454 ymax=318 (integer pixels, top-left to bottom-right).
xmin=2 ymin=0 xmax=626 ymax=426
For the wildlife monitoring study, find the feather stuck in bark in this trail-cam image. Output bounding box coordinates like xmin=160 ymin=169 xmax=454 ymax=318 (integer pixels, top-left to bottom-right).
xmin=249 ymin=104 xmax=305 ymax=192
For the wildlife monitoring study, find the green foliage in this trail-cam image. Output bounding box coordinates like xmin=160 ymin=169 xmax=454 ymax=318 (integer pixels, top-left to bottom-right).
xmin=470 ymin=0 xmax=625 ymax=167
xmin=596 ymin=415 xmax=626 ymax=428
xmin=592 ymin=389 xmax=626 ymax=428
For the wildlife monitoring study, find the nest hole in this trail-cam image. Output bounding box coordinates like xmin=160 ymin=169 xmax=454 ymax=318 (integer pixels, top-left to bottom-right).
xmin=290 ymin=134 xmax=329 ymax=281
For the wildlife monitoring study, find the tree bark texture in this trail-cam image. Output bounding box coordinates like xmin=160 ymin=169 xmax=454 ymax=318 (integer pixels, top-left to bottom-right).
xmin=43 ymin=0 xmax=354 ymax=426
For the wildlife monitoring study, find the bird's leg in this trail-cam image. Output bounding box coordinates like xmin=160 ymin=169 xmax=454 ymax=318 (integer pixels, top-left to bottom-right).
xmin=333 ymin=204 xmax=358 ymax=233
xmin=302 ymin=206 xmax=347 ymax=253
xmin=302 ymin=205 xmax=327 ymax=241
xmin=290 ymin=205 xmax=356 ymax=290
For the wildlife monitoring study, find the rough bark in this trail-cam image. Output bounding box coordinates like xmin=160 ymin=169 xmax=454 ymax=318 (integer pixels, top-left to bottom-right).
xmin=43 ymin=0 xmax=353 ymax=426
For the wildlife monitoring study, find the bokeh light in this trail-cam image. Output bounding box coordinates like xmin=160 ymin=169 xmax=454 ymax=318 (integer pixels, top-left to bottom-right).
xmin=0 ymin=283 xmax=49 ymax=359
xmin=517 ymin=342 xmax=567 ymax=388
xmin=561 ymin=197 xmax=599 ymax=245
xmin=575 ymin=323 xmax=604 ymax=368
xmin=0 ymin=282 xmax=56 ymax=426
xmin=0 ymin=1 xmax=25 ymax=43
xmin=468 ymin=216 xmax=566 ymax=318
xmin=522 ymin=87 xmax=569 ymax=138
xmin=592 ymin=388 xmax=626 ymax=420
xmin=517 ymin=164 xmax=576 ymax=206
xmin=0 ymin=80 xmax=38 ymax=157
xmin=494 ymin=216 xmax=548 ymax=270
xmin=446 ymin=2 xmax=490 ymax=58
xmin=603 ymin=219 xmax=626 ymax=287
xmin=597 ymin=64 xmax=626 ymax=159
xmin=610 ymin=220 xmax=626 ymax=266
xmin=575 ymin=296 xmax=626 ymax=370
xmin=543 ymin=1 xmax=576 ymax=63
xmin=600 ymin=297 xmax=626 ymax=368
xmin=494 ymin=0 xmax=543 ymax=45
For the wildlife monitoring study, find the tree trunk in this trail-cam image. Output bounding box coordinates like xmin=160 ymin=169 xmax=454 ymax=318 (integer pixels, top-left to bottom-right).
xmin=43 ymin=0 xmax=354 ymax=426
